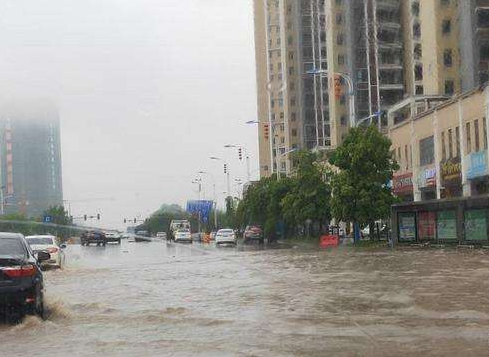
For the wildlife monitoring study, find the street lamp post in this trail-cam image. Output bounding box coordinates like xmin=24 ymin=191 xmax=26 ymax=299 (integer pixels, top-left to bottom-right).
xmin=198 ymin=171 xmax=218 ymax=230
xmin=307 ymin=69 xmax=356 ymax=129
xmin=210 ymin=156 xmax=230 ymax=198
xmin=224 ymin=144 xmax=251 ymax=182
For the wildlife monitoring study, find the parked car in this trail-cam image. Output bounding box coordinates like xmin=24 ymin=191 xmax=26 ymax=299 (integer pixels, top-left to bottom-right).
xmin=174 ymin=229 xmax=192 ymax=243
xmin=105 ymin=232 xmax=121 ymax=244
xmin=80 ymin=231 xmax=106 ymax=246
xmin=0 ymin=232 xmax=50 ymax=320
xmin=243 ymin=225 xmax=264 ymax=244
xmin=215 ymin=229 xmax=237 ymax=246
xmin=25 ymin=235 xmax=66 ymax=269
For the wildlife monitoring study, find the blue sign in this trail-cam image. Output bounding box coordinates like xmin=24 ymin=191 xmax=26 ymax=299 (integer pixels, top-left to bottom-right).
xmin=186 ymin=200 xmax=214 ymax=224
xmin=467 ymin=150 xmax=488 ymax=179
xmin=43 ymin=216 xmax=52 ymax=223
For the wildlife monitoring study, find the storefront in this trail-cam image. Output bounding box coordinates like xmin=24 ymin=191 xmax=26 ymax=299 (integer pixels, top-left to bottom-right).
xmin=418 ymin=165 xmax=437 ymax=201
xmin=391 ymin=195 xmax=489 ymax=245
xmin=392 ymin=172 xmax=414 ymax=202
xmin=466 ymin=150 xmax=489 ymax=195
xmin=440 ymin=157 xmax=462 ymax=198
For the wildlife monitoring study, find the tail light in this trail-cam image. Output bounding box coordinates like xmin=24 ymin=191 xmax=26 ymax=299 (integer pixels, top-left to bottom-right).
xmin=46 ymin=247 xmax=58 ymax=254
xmin=2 ymin=264 xmax=36 ymax=278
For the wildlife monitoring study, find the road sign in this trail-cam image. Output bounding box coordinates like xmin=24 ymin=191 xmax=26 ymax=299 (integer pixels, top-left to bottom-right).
xmin=43 ymin=216 xmax=52 ymax=223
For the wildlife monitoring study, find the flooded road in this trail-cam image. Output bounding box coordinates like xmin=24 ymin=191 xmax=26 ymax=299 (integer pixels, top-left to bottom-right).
xmin=1 ymin=241 xmax=489 ymax=356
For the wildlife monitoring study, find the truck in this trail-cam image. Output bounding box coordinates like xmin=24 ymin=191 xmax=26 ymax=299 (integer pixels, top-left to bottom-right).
xmin=169 ymin=220 xmax=191 ymax=241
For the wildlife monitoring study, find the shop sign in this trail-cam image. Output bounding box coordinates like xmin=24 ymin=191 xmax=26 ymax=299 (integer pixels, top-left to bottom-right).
xmin=440 ymin=157 xmax=462 ymax=187
xmin=465 ymin=209 xmax=487 ymax=242
xmin=418 ymin=166 xmax=436 ymax=188
xmin=398 ymin=212 xmax=416 ymax=242
xmin=437 ymin=210 xmax=457 ymax=240
xmin=392 ymin=173 xmax=413 ymax=195
xmin=466 ymin=150 xmax=488 ymax=180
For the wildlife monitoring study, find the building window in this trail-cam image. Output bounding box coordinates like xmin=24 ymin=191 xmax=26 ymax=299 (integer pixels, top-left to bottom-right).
xmin=445 ymin=80 xmax=455 ymax=95
xmin=337 ymin=33 xmax=344 ymax=45
xmin=404 ymin=145 xmax=409 ymax=170
xmin=292 ymin=129 xmax=297 ymax=137
xmin=340 ymin=115 xmax=347 ymax=126
xmin=466 ymin=122 xmax=472 ymax=154
xmin=443 ymin=49 xmax=453 ymax=67
xmin=484 ymin=118 xmax=488 ymax=149
xmin=336 ymin=13 xmax=343 ymax=25
xmin=419 ymin=136 xmax=435 ymax=166
xmin=456 ymin=126 xmax=460 ymax=157
xmin=441 ymin=131 xmax=446 ymax=161
xmin=442 ymin=19 xmax=451 ymax=35
xmin=291 ymin=112 xmax=297 ymax=121
xmin=448 ymin=128 xmax=453 ymax=158
xmin=338 ymin=54 xmax=345 ymax=65
xmin=475 ymin=119 xmax=480 ymax=152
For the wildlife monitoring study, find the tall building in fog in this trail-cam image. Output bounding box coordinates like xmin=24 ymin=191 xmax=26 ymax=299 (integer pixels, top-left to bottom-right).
xmin=254 ymin=0 xmax=489 ymax=178
xmin=0 ymin=99 xmax=63 ymax=218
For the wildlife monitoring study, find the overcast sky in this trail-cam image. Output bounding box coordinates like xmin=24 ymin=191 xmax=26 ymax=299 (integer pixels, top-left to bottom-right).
xmin=0 ymin=0 xmax=258 ymax=229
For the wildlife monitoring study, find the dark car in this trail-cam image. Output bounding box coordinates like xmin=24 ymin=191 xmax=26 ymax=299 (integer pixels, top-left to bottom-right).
xmin=80 ymin=231 xmax=106 ymax=246
xmin=243 ymin=225 xmax=264 ymax=244
xmin=0 ymin=233 xmax=50 ymax=321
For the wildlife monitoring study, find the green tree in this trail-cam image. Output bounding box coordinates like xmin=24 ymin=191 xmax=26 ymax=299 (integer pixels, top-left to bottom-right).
xmin=329 ymin=125 xmax=399 ymax=238
xmin=41 ymin=206 xmax=72 ymax=225
xmin=281 ymin=151 xmax=331 ymax=236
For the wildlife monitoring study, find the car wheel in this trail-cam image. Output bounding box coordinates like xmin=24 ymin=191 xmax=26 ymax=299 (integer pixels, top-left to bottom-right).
xmin=36 ymin=289 xmax=46 ymax=320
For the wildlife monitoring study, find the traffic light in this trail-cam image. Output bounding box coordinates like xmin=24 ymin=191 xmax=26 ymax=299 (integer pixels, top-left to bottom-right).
xmin=264 ymin=123 xmax=269 ymax=140
xmin=224 ymin=164 xmax=228 ymax=174
xmin=84 ymin=214 xmax=87 ymax=221
xmin=134 ymin=218 xmax=137 ymax=224
xmin=334 ymin=75 xmax=342 ymax=99
xmin=124 ymin=218 xmax=127 ymax=224
xmin=97 ymin=213 xmax=100 ymax=220
xmin=238 ymin=148 xmax=243 ymax=161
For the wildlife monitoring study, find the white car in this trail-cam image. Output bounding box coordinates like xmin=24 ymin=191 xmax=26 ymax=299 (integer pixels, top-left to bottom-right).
xmin=156 ymin=232 xmax=167 ymax=240
xmin=215 ymin=229 xmax=236 ymax=245
xmin=25 ymin=235 xmax=66 ymax=268
xmin=174 ymin=229 xmax=192 ymax=243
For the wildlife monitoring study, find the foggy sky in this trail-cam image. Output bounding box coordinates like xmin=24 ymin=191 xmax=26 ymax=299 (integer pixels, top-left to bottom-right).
xmin=0 ymin=1 xmax=258 ymax=229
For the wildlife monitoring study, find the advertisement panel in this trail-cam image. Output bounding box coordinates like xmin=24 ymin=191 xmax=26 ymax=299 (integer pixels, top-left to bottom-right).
xmin=437 ymin=210 xmax=457 ymax=240
xmin=466 ymin=150 xmax=488 ymax=180
xmin=186 ymin=200 xmax=214 ymax=223
xmin=440 ymin=157 xmax=462 ymax=188
xmin=418 ymin=166 xmax=436 ymax=188
xmin=418 ymin=211 xmax=436 ymax=241
xmin=398 ymin=212 xmax=416 ymax=242
xmin=392 ymin=173 xmax=413 ymax=195
xmin=464 ymin=209 xmax=487 ymax=242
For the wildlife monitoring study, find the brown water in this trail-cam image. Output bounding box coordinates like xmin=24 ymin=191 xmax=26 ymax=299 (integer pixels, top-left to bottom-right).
xmin=1 ymin=242 xmax=489 ymax=356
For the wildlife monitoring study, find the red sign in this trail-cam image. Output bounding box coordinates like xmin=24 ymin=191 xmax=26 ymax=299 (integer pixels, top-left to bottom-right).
xmin=320 ymin=235 xmax=339 ymax=248
xmin=393 ymin=172 xmax=413 ymax=194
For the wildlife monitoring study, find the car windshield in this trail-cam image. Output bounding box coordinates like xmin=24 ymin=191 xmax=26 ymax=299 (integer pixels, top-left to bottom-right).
xmin=177 ymin=229 xmax=190 ymax=233
xmin=0 ymin=238 xmax=25 ymax=257
xmin=26 ymin=237 xmax=54 ymax=245
xmin=219 ymin=230 xmax=233 ymax=234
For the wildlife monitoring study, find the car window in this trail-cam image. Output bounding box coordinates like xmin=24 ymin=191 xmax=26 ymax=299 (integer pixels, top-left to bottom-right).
xmin=0 ymin=238 xmax=26 ymax=257
xmin=26 ymin=237 xmax=54 ymax=245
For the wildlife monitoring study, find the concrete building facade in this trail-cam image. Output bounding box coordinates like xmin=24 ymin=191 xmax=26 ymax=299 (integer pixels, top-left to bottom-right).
xmin=0 ymin=100 xmax=63 ymax=218
xmin=389 ymin=86 xmax=489 ymax=204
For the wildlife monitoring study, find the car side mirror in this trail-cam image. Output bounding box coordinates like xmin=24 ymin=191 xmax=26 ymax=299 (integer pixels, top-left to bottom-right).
xmin=37 ymin=251 xmax=51 ymax=262
xmin=60 ymin=244 xmax=67 ymax=249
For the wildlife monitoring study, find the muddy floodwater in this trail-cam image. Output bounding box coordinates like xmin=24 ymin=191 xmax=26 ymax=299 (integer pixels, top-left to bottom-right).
xmin=1 ymin=241 xmax=489 ymax=356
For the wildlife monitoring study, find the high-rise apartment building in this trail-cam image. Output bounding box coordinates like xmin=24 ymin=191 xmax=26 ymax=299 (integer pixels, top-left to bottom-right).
xmin=0 ymin=100 xmax=63 ymax=218
xmin=254 ymin=0 xmax=489 ymax=178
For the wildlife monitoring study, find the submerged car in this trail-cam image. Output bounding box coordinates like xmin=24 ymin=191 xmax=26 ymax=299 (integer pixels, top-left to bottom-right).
xmin=0 ymin=233 xmax=50 ymax=320
xmin=215 ymin=229 xmax=237 ymax=245
xmin=25 ymin=235 xmax=66 ymax=269
xmin=174 ymin=229 xmax=192 ymax=243
xmin=80 ymin=231 xmax=106 ymax=246
xmin=243 ymin=225 xmax=264 ymax=244
xmin=105 ymin=232 xmax=121 ymax=244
